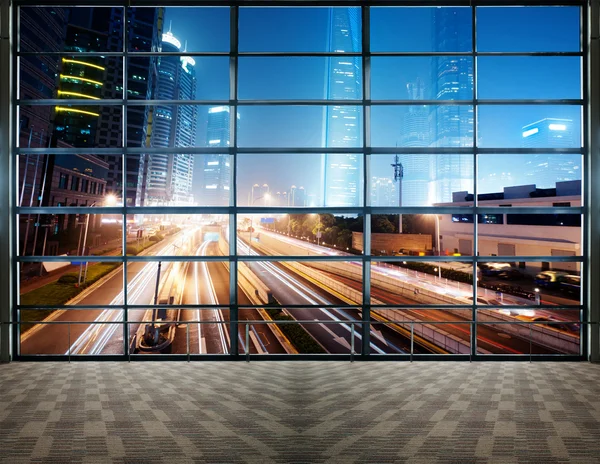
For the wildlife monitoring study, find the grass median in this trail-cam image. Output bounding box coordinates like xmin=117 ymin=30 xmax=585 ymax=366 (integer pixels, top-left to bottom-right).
xmin=19 ymin=262 xmax=120 ymax=334
xmin=266 ymin=307 xmax=326 ymax=354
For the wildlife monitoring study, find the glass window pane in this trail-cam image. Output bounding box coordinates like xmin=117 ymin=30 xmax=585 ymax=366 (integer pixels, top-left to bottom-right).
xmin=17 ymin=154 xmax=122 ymax=208
xmin=19 ymin=261 xmax=124 ymax=307
xmin=239 ymin=57 xmax=362 ymax=100
xmin=127 ymin=259 xmax=230 ymax=307
xmin=371 ymin=57 xmax=473 ymax=101
xmin=237 ymin=154 xmax=364 ymax=207
xmin=157 ymin=8 xmax=230 ymax=53
xmin=237 ymin=106 xmax=363 ymax=148
xmin=237 ymin=213 xmax=363 ymax=256
xmin=371 ymin=105 xmax=474 ymax=148
xmin=18 ymin=213 xmax=123 ymax=257
xmin=129 ymin=309 xmax=231 ymax=355
xmin=369 ymin=154 xmax=474 ymax=207
xmin=239 ymin=7 xmax=361 ymax=53
xmin=478 ymin=261 xmax=581 ymax=306
xmin=126 ymin=104 xmax=225 ymax=147
xmin=370 ymin=7 xmax=472 ymax=52
xmin=18 ymin=105 xmax=123 ymax=148
xmin=19 ymin=7 xmax=124 ymax=53
xmin=127 ymin=56 xmax=229 ymax=101
xmin=370 ymin=311 xmax=472 ymax=355
xmin=370 ymin=214 xmax=467 ymax=257
xmin=371 ymin=260 xmax=475 ymax=305
xmin=19 ymin=310 xmax=124 ymax=355
xmin=476 ymin=6 xmax=580 ymax=52
xmin=478 ymin=154 xmax=582 ymax=196
xmin=477 ymin=105 xmax=582 ymax=149
xmin=477 ymin=57 xmax=581 ymax=100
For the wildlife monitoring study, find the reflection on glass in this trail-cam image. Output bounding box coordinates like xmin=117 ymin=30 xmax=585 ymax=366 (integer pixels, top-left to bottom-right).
xmin=237 ymin=214 xmax=362 ymax=256
xmin=237 ymin=154 xmax=364 ymax=207
xmin=477 ymin=105 xmax=582 ymax=148
xmin=369 ymin=155 xmax=474 ymax=207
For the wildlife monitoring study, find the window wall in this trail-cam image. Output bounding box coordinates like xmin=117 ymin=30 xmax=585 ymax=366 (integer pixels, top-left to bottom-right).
xmin=12 ymin=2 xmax=586 ymax=359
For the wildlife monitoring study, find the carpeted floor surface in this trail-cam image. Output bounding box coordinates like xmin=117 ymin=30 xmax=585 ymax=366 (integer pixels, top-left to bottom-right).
xmin=0 ymin=361 xmax=600 ymax=463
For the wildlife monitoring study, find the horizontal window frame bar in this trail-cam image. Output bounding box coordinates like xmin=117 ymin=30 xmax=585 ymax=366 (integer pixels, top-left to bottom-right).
xmin=372 ymin=255 xmax=583 ymax=263
xmin=15 ymin=206 xmax=584 ymax=215
xmin=16 ymin=51 xmax=585 ymax=58
xmin=14 ymin=1 xmax=586 ymax=7
xmin=14 ymin=147 xmax=586 ymax=155
xmin=17 ymin=99 xmax=584 ymax=106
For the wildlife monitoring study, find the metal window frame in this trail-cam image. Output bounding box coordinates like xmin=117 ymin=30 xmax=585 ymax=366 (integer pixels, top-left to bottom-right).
xmin=4 ymin=0 xmax=593 ymax=362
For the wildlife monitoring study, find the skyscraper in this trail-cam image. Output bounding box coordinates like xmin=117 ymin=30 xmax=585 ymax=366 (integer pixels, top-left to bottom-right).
xmin=323 ymin=7 xmax=362 ymax=207
xmin=203 ymin=106 xmax=232 ymax=206
xmin=428 ymin=7 xmax=473 ymax=204
xmin=370 ymin=177 xmax=396 ymax=207
xmin=521 ymin=118 xmax=580 ymax=188
xmin=146 ymin=29 xmax=197 ymax=206
xmin=397 ymin=79 xmax=430 ymax=206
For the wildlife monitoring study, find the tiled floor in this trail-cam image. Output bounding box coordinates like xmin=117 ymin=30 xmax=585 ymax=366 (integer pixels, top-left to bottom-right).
xmin=1 ymin=361 xmax=600 ymax=463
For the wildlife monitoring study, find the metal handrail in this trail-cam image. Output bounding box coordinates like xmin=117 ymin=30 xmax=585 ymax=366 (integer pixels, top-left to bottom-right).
xmin=1 ymin=320 xmax=596 ymax=363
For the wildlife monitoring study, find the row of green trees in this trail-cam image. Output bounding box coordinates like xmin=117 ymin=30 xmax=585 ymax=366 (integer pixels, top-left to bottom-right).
xmin=264 ymin=214 xmax=422 ymax=250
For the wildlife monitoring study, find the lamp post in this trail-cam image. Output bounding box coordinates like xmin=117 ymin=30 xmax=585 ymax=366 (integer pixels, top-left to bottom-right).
xmin=248 ymin=193 xmax=270 ymax=255
xmin=534 ymin=287 xmax=541 ymax=305
xmin=311 ymin=213 xmax=322 ymax=246
xmin=77 ymin=194 xmax=117 ymax=286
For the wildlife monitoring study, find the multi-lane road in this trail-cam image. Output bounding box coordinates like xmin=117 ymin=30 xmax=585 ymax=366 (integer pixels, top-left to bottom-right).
xmin=19 ymin=223 xmax=579 ymax=356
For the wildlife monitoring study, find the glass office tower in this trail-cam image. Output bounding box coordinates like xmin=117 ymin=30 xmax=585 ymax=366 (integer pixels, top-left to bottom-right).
xmin=323 ymin=7 xmax=362 ymax=207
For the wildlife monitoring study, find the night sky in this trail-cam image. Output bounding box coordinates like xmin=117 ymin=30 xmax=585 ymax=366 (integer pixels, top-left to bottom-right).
xmin=162 ymin=6 xmax=582 ymax=202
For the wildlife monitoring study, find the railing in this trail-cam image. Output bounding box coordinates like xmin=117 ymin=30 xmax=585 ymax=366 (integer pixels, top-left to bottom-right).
xmin=1 ymin=319 xmax=595 ymax=362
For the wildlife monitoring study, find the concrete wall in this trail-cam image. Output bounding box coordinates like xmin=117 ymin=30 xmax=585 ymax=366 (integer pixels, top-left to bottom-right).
xmin=352 ymin=232 xmax=432 ymax=254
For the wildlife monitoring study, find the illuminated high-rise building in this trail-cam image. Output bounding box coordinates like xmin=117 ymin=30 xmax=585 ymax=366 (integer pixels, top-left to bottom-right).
xmin=398 ymin=79 xmax=430 ymax=206
xmin=428 ymin=7 xmax=474 ymax=204
xmin=146 ymin=29 xmax=197 ymax=206
xmin=370 ymin=177 xmax=396 ymax=207
xmin=521 ymin=118 xmax=580 ymax=188
xmin=203 ymin=106 xmax=232 ymax=206
xmin=323 ymin=7 xmax=362 ymax=207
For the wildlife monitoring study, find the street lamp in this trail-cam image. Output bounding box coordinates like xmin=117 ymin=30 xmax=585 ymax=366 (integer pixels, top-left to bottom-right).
xmin=311 ymin=213 xmax=322 ymax=246
xmin=534 ymin=287 xmax=541 ymax=305
xmin=248 ymin=193 xmax=270 ymax=255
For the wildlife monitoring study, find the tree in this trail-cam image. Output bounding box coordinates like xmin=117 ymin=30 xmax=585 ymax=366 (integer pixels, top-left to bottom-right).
xmin=372 ymin=215 xmax=396 ymax=234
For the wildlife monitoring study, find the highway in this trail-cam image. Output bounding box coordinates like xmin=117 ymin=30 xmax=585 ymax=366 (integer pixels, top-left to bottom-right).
xmin=238 ymin=238 xmax=432 ymax=354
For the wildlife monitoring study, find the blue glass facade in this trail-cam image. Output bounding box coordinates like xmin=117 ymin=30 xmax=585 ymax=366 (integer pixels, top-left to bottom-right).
xmin=323 ymin=7 xmax=362 ymax=207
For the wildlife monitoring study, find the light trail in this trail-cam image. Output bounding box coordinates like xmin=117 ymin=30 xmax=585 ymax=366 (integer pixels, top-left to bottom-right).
xmin=66 ymin=232 xmax=189 ymax=355
xmin=238 ymin=239 xmax=401 ymax=354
